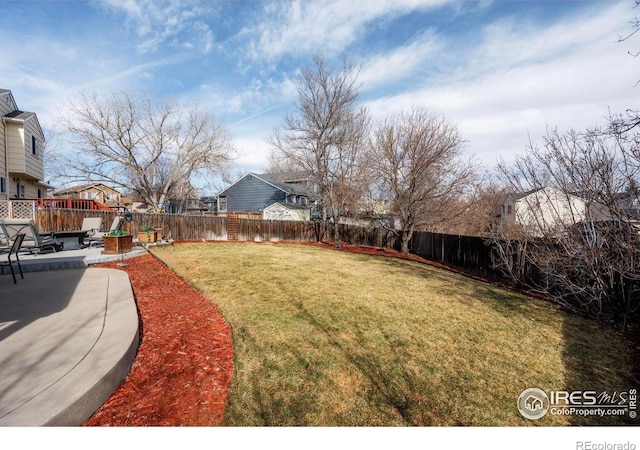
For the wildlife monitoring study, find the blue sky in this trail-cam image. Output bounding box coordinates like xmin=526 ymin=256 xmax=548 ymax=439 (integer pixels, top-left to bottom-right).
xmin=1 ymin=0 xmax=639 ymax=192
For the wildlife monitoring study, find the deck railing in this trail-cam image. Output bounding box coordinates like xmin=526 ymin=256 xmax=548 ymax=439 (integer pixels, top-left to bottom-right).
xmin=30 ymin=198 xmax=113 ymax=211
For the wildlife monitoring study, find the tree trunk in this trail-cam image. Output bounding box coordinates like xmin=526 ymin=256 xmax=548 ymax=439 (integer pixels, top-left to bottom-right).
xmin=333 ymin=216 xmax=341 ymax=247
xmin=400 ymin=231 xmax=411 ymax=254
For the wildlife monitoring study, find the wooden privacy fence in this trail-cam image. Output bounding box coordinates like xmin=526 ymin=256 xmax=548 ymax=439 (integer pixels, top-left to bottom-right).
xmin=237 ymin=219 xmax=318 ymax=242
xmin=36 ymin=209 xmax=117 ymax=233
xmin=32 ymin=210 xmax=402 ymax=246
xmin=336 ymin=223 xmax=399 ymax=249
xmin=409 ymin=231 xmax=498 ymax=277
xmin=31 ymin=208 xmax=501 ymax=277
xmin=133 ymin=213 xmax=227 ymax=241
xmin=34 ymin=209 xmax=228 ymax=241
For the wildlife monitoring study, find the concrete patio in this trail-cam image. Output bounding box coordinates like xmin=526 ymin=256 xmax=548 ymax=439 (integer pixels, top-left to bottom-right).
xmin=0 ymin=245 xmax=146 ymax=426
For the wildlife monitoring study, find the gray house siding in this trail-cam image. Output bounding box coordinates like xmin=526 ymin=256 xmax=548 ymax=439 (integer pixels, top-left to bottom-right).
xmin=221 ymin=174 xmax=287 ymax=213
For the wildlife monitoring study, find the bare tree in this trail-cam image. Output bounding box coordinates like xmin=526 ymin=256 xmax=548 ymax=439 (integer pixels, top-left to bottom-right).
xmin=41 ymin=127 xmax=62 ymax=188
xmin=613 ymin=0 xmax=640 ymax=131
xmin=365 ymin=107 xmax=477 ymax=253
xmin=268 ymin=54 xmax=369 ymax=244
xmin=435 ymin=181 xmax=509 ymax=236
xmin=266 ymin=151 xmax=305 ymax=176
xmin=493 ymin=124 xmax=640 ymax=326
xmin=59 ymin=90 xmax=234 ymax=211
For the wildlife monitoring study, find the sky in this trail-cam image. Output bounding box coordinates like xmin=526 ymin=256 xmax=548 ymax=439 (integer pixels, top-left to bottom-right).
xmin=1 ymin=0 xmax=640 ymax=193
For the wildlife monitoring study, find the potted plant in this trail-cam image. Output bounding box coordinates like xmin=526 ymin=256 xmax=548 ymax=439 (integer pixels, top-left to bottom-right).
xmin=102 ymin=230 xmax=133 ymax=254
xmin=138 ymin=226 xmax=159 ymax=243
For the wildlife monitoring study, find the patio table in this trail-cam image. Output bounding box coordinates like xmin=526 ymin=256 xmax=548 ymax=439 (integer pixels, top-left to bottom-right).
xmin=53 ymin=230 xmax=89 ymax=251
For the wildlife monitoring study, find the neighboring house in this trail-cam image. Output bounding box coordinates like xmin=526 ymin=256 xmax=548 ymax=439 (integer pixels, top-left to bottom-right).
xmin=613 ymin=192 xmax=640 ymax=224
xmin=214 ymin=172 xmax=313 ymax=216
xmin=165 ymin=196 xmax=209 ymax=215
xmin=130 ymin=198 xmax=154 ymax=214
xmin=500 ymin=194 xmax=517 ymax=223
xmin=501 ymin=187 xmax=611 ymax=236
xmin=53 ymin=183 xmax=124 ymax=207
xmin=339 ymin=215 xmax=401 ymax=229
xmin=0 ymin=89 xmax=51 ymax=200
xmin=263 ymin=202 xmax=310 ymax=221
xmin=200 ymin=195 xmax=217 ymax=213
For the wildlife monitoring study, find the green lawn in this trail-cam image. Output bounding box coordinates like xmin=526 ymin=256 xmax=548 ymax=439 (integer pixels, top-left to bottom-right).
xmin=151 ymin=242 xmax=637 ymax=426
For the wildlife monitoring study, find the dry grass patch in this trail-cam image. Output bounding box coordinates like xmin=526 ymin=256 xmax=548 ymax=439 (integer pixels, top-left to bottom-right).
xmin=152 ymin=242 xmax=636 ymax=426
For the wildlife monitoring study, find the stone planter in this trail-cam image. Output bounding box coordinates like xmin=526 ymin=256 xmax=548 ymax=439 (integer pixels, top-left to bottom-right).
xmin=102 ymin=235 xmax=133 ymax=254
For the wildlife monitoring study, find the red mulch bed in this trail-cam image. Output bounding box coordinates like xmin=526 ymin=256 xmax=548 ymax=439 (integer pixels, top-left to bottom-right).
xmin=82 ymin=253 xmax=234 ymax=426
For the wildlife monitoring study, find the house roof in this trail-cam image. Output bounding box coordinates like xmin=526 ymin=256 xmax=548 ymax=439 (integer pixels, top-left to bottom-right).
xmin=4 ymin=110 xmax=35 ymax=121
xmin=0 ymin=89 xmax=16 ymax=109
xmin=506 ymin=186 xmax=584 ymax=203
xmin=264 ymin=201 xmax=310 ymax=211
xmin=35 ymin=180 xmax=55 ymax=190
xmin=257 ymin=173 xmax=310 ymax=196
xmin=516 ymin=187 xmax=613 ymax=208
xmin=217 ymin=172 xmax=311 ymax=197
xmin=1 ymin=90 xmax=45 ymax=139
xmin=53 ymin=183 xmax=121 ymax=196
xmin=105 ymin=196 xmax=132 ymax=208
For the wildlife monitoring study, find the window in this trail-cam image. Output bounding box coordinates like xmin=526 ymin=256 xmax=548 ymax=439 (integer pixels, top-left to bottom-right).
xmin=31 ymin=135 xmax=38 ymax=156
xmin=0 ymin=177 xmax=6 ymax=194
xmin=16 ymin=181 xmax=25 ymax=198
xmin=37 ymin=188 xmax=43 ymax=199
xmin=218 ymin=196 xmax=227 ymax=211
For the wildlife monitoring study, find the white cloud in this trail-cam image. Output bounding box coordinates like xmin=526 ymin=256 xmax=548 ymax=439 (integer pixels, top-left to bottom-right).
xmin=359 ymin=29 xmax=444 ymax=91
xmin=231 ymin=136 xmax=272 ymax=173
xmin=244 ymin=0 xmax=453 ymax=61
xmin=96 ymin=0 xmax=217 ymax=55
xmin=364 ymin=1 xmax=640 ymax=168
xmin=99 ymin=0 xmax=144 ymax=18
xmin=467 ymin=2 xmax=628 ymax=77
xmin=4 ymin=0 xmax=638 ymax=181
xmin=191 ymin=74 xmax=295 ymax=121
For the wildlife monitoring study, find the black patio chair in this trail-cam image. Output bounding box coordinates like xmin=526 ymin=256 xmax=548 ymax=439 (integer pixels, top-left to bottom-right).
xmin=0 ymin=218 xmax=58 ymax=254
xmin=0 ymin=233 xmax=26 ymax=284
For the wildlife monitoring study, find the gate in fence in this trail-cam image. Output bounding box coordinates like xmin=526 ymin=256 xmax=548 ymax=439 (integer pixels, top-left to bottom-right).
xmin=227 ymin=214 xmax=239 ymax=241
